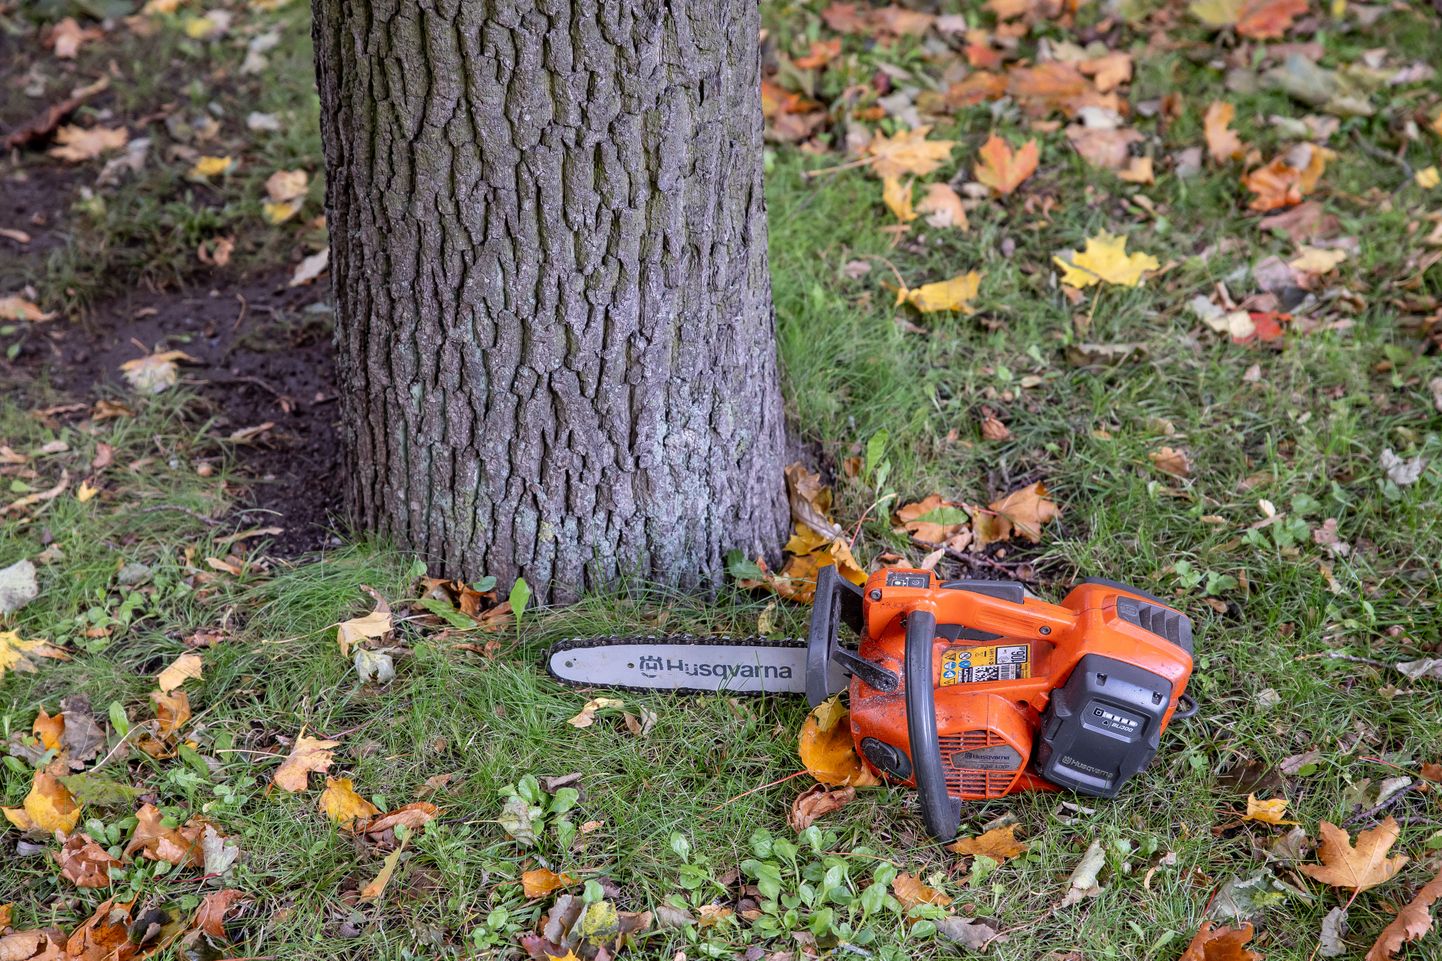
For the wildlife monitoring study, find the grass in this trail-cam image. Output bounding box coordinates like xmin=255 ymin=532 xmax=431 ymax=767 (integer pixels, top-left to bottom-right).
xmin=4 ymin=0 xmax=1442 ymax=958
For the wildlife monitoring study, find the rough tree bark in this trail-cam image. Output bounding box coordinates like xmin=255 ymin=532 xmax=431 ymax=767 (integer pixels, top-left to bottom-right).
xmin=312 ymin=0 xmax=789 ymax=603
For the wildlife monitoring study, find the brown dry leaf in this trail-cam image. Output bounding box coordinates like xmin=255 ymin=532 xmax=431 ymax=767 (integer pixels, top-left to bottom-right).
xmin=1150 ymin=446 xmax=1193 ymax=479
xmin=319 ymin=777 xmax=381 ymax=828
xmin=1300 ymin=817 xmax=1408 ymax=893
xmin=797 ymin=697 xmax=880 ymax=787
xmin=895 ymin=494 xmax=969 ymax=544
xmin=882 ymin=176 xmax=917 ymax=223
xmin=336 ymin=604 xmax=391 ymax=658
xmin=866 ymin=126 xmax=956 ymax=180
xmin=977 ymin=481 xmax=1060 ymax=546
xmin=47 ymin=125 xmax=128 ymax=162
xmin=64 ymin=899 xmax=134 ymax=961
xmin=0 ymin=631 xmax=70 ymax=681
xmin=522 ymin=867 xmax=576 ymax=899
xmin=947 ymin=824 xmax=1028 ymax=863
xmin=2 ymin=771 xmax=81 ymax=835
xmin=0 ymin=928 xmax=65 ymax=961
xmin=1244 ymin=794 xmax=1297 ymax=825
xmin=55 ymin=833 xmax=123 ymax=888
xmin=974 ymin=135 xmax=1040 ymax=195
xmin=272 ymin=732 xmax=341 ymax=792
xmin=1366 ymin=864 xmax=1442 ymax=961
xmin=363 ymin=802 xmax=439 ymax=839
xmin=187 ymin=889 xmax=246 ymax=944
xmin=1079 ymin=52 xmax=1132 ymax=92
xmin=156 ymin=652 xmax=203 ymax=693
xmin=892 ymin=873 xmax=952 ymax=910
xmin=123 ymin=803 xmax=205 ymax=867
xmin=1065 ymin=125 xmax=1143 ymax=171
xmin=119 ymin=349 xmax=198 ymax=394
xmin=1205 ymin=102 xmax=1245 ymax=163
xmin=1178 ymin=921 xmax=1263 ymax=961
xmin=789 ymin=784 xmax=856 ymax=831
xmin=49 ymin=17 xmax=102 ymax=58
xmin=1118 ymin=156 xmax=1155 ymax=184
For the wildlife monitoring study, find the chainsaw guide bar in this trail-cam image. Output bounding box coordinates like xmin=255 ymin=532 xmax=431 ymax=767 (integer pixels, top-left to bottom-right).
xmin=546 ymin=634 xmax=849 ymax=697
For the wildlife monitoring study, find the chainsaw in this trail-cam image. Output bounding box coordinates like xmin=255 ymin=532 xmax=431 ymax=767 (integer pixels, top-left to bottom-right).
xmin=547 ymin=565 xmax=1197 ymax=841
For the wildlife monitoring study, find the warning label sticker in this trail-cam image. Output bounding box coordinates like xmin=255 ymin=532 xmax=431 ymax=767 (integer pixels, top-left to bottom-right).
xmin=940 ymin=644 xmax=1030 ymax=686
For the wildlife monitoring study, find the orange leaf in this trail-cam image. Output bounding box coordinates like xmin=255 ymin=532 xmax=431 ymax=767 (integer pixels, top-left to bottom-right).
xmin=947 ymin=824 xmax=1029 ymax=863
xmin=895 ymin=494 xmax=969 ymax=544
xmin=974 ymin=135 xmax=1040 ymax=195
xmin=1179 ymin=921 xmax=1262 ymax=961
xmin=1244 ymin=794 xmax=1297 ymax=825
xmin=318 ymin=777 xmax=381 ymax=828
xmin=976 ymin=481 xmax=1059 ymax=546
xmin=33 ymin=708 xmax=65 ymax=753
xmin=892 ymin=872 xmax=951 ymax=910
xmin=1300 ymin=817 xmax=1408 ymax=893
xmin=123 ymin=803 xmax=206 ymax=867
xmin=1366 ymin=864 xmax=1442 ymax=961
xmin=797 ymin=697 xmax=879 ymax=787
xmin=55 ymin=833 xmax=123 ymax=888
xmin=272 ymin=732 xmax=341 ymax=792
xmin=1243 ymin=145 xmax=1331 ymax=212
xmin=1236 ymin=0 xmax=1310 ymax=38
xmin=1205 ymin=102 xmax=1245 ymax=164
xmin=521 ymin=867 xmax=576 ymax=899
xmin=866 ymin=126 xmax=956 ymax=180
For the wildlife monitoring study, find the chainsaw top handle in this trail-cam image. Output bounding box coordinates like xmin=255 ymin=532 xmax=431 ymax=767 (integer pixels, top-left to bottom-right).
xmin=904 ymin=603 xmax=962 ymax=841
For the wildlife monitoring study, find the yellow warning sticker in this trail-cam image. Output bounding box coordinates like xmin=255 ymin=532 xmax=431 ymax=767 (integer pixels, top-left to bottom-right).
xmin=940 ymin=644 xmax=1031 ymax=686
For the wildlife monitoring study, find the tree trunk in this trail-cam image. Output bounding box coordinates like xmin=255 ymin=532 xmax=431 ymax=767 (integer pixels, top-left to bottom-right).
xmin=311 ymin=0 xmax=789 ymax=603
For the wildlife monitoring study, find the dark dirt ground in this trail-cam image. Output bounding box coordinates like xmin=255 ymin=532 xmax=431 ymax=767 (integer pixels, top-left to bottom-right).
xmin=4 ymin=162 xmax=342 ymax=555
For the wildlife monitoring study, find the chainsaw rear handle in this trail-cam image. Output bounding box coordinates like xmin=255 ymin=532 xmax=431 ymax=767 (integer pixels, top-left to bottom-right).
xmin=905 ymin=607 xmax=961 ymax=842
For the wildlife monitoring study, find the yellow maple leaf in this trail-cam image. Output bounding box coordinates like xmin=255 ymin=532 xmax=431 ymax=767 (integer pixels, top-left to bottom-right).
xmin=895 ymin=271 xmax=982 ymax=313
xmin=0 ymin=630 xmax=70 ymax=682
xmin=336 ymin=605 xmax=391 ymax=657
xmin=156 ymin=652 xmax=203 ymax=692
xmin=1244 ymin=793 xmax=1298 ymax=825
xmin=3 ymin=771 xmax=81 ymax=834
xmin=866 ymin=126 xmax=956 ymax=180
xmin=319 ymin=777 xmax=381 ymax=828
xmin=190 ymin=155 xmax=235 ymax=178
xmin=1053 ymin=232 xmax=1159 ymax=288
xmin=881 ymin=176 xmax=917 ymax=223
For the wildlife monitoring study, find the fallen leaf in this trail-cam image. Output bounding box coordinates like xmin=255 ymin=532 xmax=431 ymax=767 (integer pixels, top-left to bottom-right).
xmin=33 ymin=708 xmax=65 ymax=753
xmin=789 ymin=784 xmax=855 ymax=831
xmin=1380 ymin=449 xmax=1425 ymax=486
xmin=1366 ymin=864 xmax=1442 ymax=961
xmin=1059 ymin=840 xmax=1107 ymax=907
xmin=866 ymin=126 xmax=956 ymax=179
xmin=1190 ymin=0 xmax=1310 ymax=38
xmin=895 ymin=271 xmax=981 ymax=314
xmin=567 ymin=697 xmax=624 ymax=729
xmin=189 ymin=155 xmax=235 ymax=178
xmin=1243 ymin=144 xmax=1333 ymax=211
xmin=947 ymin=824 xmax=1029 ymax=863
xmin=1054 ymin=232 xmax=1160 ymax=288
xmin=1320 ymin=905 xmax=1349 ymax=958
xmin=798 ymin=696 xmax=880 ymax=787
xmin=273 ymin=733 xmax=341 ymax=792
xmin=319 ymin=777 xmax=380 ymax=828
xmin=973 ymin=135 xmax=1040 ymax=195
xmin=1300 ymin=817 xmax=1408 ymax=893
xmin=360 ymin=845 xmax=405 ymax=901
xmin=362 ymin=802 xmax=439 ymax=840
xmin=937 ymin=915 xmax=1003 ymax=950
xmin=1150 ymin=446 xmax=1193 ymax=479
xmin=2 ymin=771 xmax=81 ymax=834
xmin=187 ymin=889 xmax=246 ymax=944
xmin=975 ymin=481 xmax=1060 ymax=546
xmin=0 ymin=296 xmax=56 ymax=323
xmin=893 ymin=873 xmax=951 ymax=909
xmin=49 ymin=17 xmax=102 ymax=59
xmin=1179 ymin=921 xmax=1263 ymax=961
xmin=1118 ymin=155 xmax=1155 ymax=184
xmin=917 ymin=182 xmax=968 ymax=229
xmin=119 ymin=349 xmax=198 ymax=394
xmin=1414 ymin=166 xmax=1439 ymax=190
xmin=1065 ymin=124 xmax=1143 ymax=171
xmin=1245 ymin=794 xmax=1298 ymax=825
xmin=1289 ymin=246 xmax=1346 ymax=274
xmin=289 ymin=247 xmax=330 ymax=287
xmin=895 ymin=494 xmax=969 ymax=544
xmin=336 ymin=604 xmax=391 ymax=658
xmin=55 ymin=833 xmax=122 ymax=888
xmin=522 ymin=867 xmax=577 ymax=899
xmin=124 ymin=803 xmax=206 ymax=866
xmin=1206 ymin=101 xmax=1246 ymax=163
xmin=48 ymin=125 xmax=128 ymax=162
xmin=156 ymin=652 xmax=203 ymax=692
xmin=882 ymin=175 xmax=917 ymax=223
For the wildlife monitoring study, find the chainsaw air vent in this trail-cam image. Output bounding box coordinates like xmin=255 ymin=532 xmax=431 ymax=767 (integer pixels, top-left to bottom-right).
xmin=1115 ymin=596 xmax=1193 ymax=654
xmin=939 ymin=730 xmax=1022 ymax=799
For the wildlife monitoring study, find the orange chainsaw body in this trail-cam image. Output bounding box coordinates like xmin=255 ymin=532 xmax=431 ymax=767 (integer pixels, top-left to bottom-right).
xmin=842 ymin=569 xmax=1194 ymax=805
